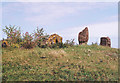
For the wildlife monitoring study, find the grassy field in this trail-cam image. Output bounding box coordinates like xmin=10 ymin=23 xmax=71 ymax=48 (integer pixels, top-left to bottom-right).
xmin=2 ymin=44 xmax=118 ymax=81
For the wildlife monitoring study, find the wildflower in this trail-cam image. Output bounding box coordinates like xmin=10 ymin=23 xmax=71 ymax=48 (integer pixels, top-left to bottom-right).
xmin=79 ymin=61 xmax=82 ymax=63
xmin=25 ymin=32 xmax=29 ymax=36
xmin=88 ymin=54 xmax=90 ymax=56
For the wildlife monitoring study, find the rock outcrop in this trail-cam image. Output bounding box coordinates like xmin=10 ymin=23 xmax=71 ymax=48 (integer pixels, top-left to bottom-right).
xmin=100 ymin=37 xmax=111 ymax=47
xmin=78 ymin=27 xmax=89 ymax=45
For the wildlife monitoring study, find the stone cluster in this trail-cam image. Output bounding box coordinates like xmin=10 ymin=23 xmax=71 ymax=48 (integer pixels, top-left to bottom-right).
xmin=78 ymin=27 xmax=111 ymax=47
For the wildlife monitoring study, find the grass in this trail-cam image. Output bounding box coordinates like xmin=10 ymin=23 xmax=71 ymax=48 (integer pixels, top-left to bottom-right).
xmin=2 ymin=44 xmax=119 ymax=81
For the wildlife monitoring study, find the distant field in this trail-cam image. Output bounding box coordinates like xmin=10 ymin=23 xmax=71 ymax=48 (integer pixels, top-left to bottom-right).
xmin=2 ymin=45 xmax=118 ymax=81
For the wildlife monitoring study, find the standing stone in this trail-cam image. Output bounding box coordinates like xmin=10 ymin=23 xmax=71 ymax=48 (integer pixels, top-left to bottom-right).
xmin=78 ymin=27 xmax=89 ymax=45
xmin=100 ymin=37 xmax=111 ymax=47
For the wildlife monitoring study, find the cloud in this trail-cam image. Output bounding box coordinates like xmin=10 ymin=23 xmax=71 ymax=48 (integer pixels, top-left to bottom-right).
xmin=17 ymin=2 xmax=117 ymax=25
xmin=102 ymin=15 xmax=118 ymax=22
xmin=2 ymin=2 xmax=117 ymax=26
xmin=24 ymin=3 xmax=85 ymax=25
xmin=2 ymin=3 xmax=85 ymax=25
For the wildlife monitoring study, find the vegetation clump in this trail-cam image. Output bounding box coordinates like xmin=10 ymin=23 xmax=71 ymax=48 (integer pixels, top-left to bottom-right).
xmin=2 ymin=25 xmax=75 ymax=49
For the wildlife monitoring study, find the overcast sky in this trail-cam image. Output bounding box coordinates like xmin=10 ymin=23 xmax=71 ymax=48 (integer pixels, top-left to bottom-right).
xmin=0 ymin=1 xmax=118 ymax=48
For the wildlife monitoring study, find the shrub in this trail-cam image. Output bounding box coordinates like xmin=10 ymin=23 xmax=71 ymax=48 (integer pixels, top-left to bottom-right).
xmin=40 ymin=44 xmax=47 ymax=48
xmin=11 ymin=43 xmax=20 ymax=48
xmin=33 ymin=27 xmax=49 ymax=47
xmin=64 ymin=39 xmax=75 ymax=47
xmin=19 ymin=42 xmax=24 ymax=48
xmin=49 ymin=43 xmax=68 ymax=48
xmin=22 ymin=41 xmax=35 ymax=49
xmin=2 ymin=25 xmax=76 ymax=49
xmin=92 ymin=42 xmax=98 ymax=45
xmin=22 ymin=32 xmax=34 ymax=49
xmin=2 ymin=25 xmax=22 ymax=45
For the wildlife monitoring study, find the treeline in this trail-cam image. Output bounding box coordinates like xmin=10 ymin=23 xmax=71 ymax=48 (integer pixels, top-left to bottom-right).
xmin=2 ymin=25 xmax=75 ymax=49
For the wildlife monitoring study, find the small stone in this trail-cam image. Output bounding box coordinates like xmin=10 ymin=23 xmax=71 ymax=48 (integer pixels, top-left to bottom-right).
xmin=67 ymin=59 xmax=69 ymax=62
xmin=91 ymin=60 xmax=93 ymax=62
xmin=72 ymin=49 xmax=74 ymax=51
xmin=88 ymin=49 xmax=91 ymax=52
xmin=106 ymin=55 xmax=108 ymax=56
xmin=40 ymin=56 xmax=46 ymax=59
xmin=100 ymin=60 xmax=103 ymax=62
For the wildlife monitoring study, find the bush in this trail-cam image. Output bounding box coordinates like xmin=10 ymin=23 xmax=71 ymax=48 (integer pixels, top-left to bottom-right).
xmin=33 ymin=27 xmax=49 ymax=47
xmin=22 ymin=41 xmax=35 ymax=49
xmin=19 ymin=42 xmax=24 ymax=48
xmin=92 ymin=42 xmax=98 ymax=45
xmin=11 ymin=43 xmax=20 ymax=48
xmin=49 ymin=43 xmax=68 ymax=48
xmin=40 ymin=44 xmax=47 ymax=48
xmin=2 ymin=25 xmax=22 ymax=45
xmin=22 ymin=32 xmax=34 ymax=49
xmin=64 ymin=39 xmax=75 ymax=47
xmin=2 ymin=25 xmax=75 ymax=49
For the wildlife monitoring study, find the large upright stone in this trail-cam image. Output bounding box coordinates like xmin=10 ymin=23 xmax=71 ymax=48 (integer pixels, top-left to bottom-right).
xmin=100 ymin=37 xmax=111 ymax=47
xmin=78 ymin=27 xmax=89 ymax=45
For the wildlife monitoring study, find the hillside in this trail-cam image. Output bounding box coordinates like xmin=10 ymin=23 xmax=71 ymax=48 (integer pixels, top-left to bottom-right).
xmin=2 ymin=45 xmax=118 ymax=81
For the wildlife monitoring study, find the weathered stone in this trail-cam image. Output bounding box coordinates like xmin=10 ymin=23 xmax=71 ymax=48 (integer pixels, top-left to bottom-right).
xmin=100 ymin=37 xmax=111 ymax=47
xmin=78 ymin=27 xmax=89 ymax=45
xmin=46 ymin=34 xmax=62 ymax=45
xmin=2 ymin=40 xmax=9 ymax=47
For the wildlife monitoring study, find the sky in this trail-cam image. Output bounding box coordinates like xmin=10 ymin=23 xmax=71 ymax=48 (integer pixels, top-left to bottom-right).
xmin=0 ymin=1 xmax=119 ymax=48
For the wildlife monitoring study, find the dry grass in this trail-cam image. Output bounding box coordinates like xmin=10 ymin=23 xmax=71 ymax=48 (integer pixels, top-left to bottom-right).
xmin=2 ymin=45 xmax=119 ymax=81
xmin=48 ymin=49 xmax=67 ymax=58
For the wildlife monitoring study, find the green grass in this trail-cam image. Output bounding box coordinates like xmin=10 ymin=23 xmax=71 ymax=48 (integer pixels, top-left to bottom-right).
xmin=2 ymin=44 xmax=118 ymax=81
